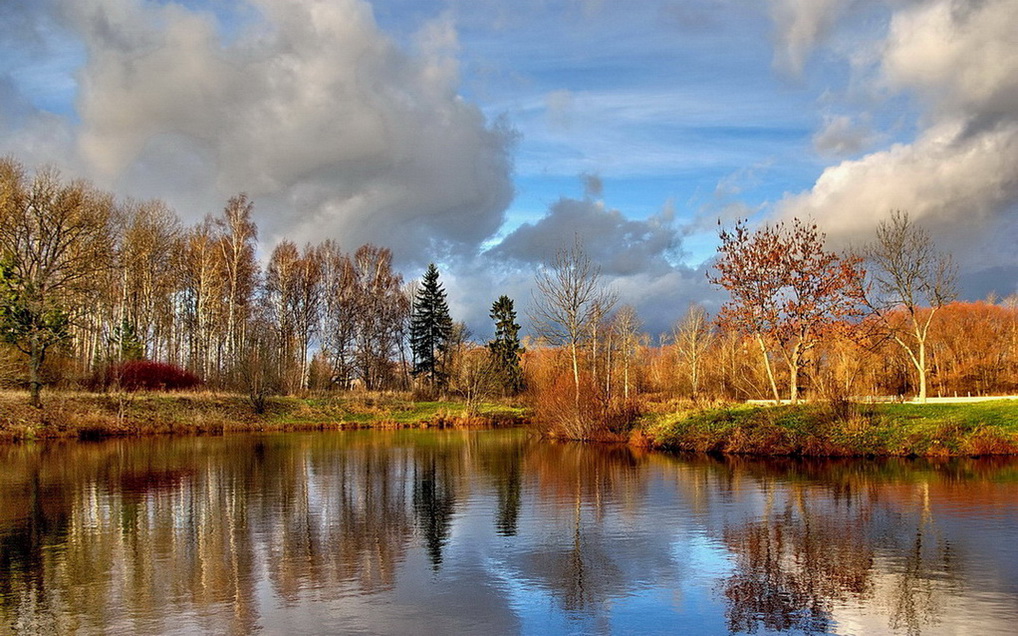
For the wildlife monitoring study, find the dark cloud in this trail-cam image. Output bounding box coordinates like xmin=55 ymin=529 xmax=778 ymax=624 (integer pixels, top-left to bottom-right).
xmin=473 ymin=184 xmax=714 ymax=338
xmin=958 ymin=266 xmax=1018 ymax=302
xmin=491 ymin=192 xmax=680 ymax=276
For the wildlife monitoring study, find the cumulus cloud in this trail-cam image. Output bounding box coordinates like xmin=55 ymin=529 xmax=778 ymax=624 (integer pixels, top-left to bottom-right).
xmin=881 ymin=0 xmax=1018 ymax=132
xmin=775 ymin=0 xmax=1018 ymax=268
xmin=782 ymin=119 xmax=1018 ymax=242
xmin=51 ymin=0 xmax=515 ymax=262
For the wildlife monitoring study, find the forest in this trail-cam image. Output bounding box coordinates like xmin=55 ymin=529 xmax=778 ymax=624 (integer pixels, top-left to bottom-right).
xmin=2 ymin=158 xmax=1017 ymax=434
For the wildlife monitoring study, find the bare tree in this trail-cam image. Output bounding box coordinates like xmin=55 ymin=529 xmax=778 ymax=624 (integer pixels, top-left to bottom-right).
xmin=179 ymin=220 xmax=227 ymax=381
xmin=319 ymin=241 xmax=357 ymax=388
xmin=612 ymin=305 xmax=642 ymax=401
xmin=264 ymin=240 xmax=299 ymax=389
xmin=531 ymin=238 xmax=617 ymax=410
xmin=865 ymin=210 xmax=956 ymax=402
xmin=349 ymin=245 xmax=407 ymax=390
xmin=673 ymin=303 xmax=715 ymax=401
xmin=214 ymin=194 xmax=258 ymax=363
xmin=112 ymin=199 xmax=182 ymax=363
xmin=292 ymin=244 xmax=323 ymax=390
xmin=0 ymin=159 xmax=115 ymax=406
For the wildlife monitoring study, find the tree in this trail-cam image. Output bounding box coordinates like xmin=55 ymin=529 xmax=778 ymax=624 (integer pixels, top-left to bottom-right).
xmin=113 ymin=200 xmax=182 ymax=365
xmin=612 ymin=305 xmax=642 ymax=401
xmin=214 ymin=194 xmax=258 ymax=363
xmin=410 ymin=263 xmax=453 ymax=389
xmin=531 ymin=238 xmax=617 ymax=410
xmin=487 ymin=295 xmax=525 ymax=395
xmin=319 ymin=241 xmax=357 ymax=388
xmin=673 ymin=303 xmax=714 ymax=401
xmin=178 ymin=220 xmax=227 ymax=381
xmin=0 ymin=160 xmax=115 ymax=406
xmin=865 ymin=210 xmax=956 ymax=402
xmin=710 ymin=219 xmax=865 ymax=403
xmin=349 ymin=245 xmax=407 ymax=390
xmin=264 ymin=241 xmax=322 ymax=392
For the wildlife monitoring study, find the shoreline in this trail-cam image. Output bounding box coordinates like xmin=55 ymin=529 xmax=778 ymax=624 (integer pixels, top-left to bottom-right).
xmin=635 ymin=401 xmax=1018 ymax=457
xmin=5 ymin=392 xmax=1018 ymax=458
xmin=0 ymin=391 xmax=529 ymax=443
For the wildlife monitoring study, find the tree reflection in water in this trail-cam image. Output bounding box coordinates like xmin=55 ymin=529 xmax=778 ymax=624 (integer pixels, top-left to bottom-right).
xmin=413 ymin=449 xmax=457 ymax=570
xmin=720 ymin=492 xmax=873 ymax=634
xmin=0 ymin=434 xmax=1015 ymax=634
xmin=714 ymin=458 xmax=967 ymax=636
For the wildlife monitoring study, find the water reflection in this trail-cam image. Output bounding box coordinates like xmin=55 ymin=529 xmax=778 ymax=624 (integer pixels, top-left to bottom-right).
xmin=1 ymin=433 xmax=1017 ymax=634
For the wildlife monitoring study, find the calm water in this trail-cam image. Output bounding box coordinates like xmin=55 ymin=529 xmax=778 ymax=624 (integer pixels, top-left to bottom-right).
xmin=2 ymin=430 xmax=1017 ymax=635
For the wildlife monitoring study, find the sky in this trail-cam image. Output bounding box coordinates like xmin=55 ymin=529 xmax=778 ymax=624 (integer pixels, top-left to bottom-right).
xmin=1 ymin=0 xmax=1017 ymax=338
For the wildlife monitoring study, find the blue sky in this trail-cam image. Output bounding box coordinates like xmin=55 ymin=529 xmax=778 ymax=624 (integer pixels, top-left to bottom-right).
xmin=1 ymin=0 xmax=1016 ymax=335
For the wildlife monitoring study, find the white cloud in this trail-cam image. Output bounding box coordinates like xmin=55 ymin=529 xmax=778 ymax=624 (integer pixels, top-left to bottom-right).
xmin=776 ymin=0 xmax=1018 ymax=261
xmin=782 ymin=119 xmax=1018 ymax=241
xmin=812 ymin=114 xmax=877 ymax=157
xmin=59 ymin=0 xmax=515 ymax=262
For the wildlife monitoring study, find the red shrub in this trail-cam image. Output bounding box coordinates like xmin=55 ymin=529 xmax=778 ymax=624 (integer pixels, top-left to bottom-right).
xmin=96 ymin=360 xmax=202 ymax=392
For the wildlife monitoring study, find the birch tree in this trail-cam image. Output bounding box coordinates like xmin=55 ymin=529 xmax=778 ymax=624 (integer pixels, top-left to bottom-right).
xmin=531 ymin=238 xmax=616 ymax=410
xmin=865 ymin=210 xmax=956 ymax=402
xmin=673 ymin=303 xmax=714 ymax=401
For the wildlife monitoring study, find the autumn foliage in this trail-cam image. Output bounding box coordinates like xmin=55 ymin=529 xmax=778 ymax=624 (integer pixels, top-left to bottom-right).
xmin=709 ymin=219 xmax=865 ymax=403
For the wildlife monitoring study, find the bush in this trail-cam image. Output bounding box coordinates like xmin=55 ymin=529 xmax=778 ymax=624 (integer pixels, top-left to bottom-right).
xmin=531 ymin=371 xmax=642 ymax=441
xmin=92 ymin=360 xmax=201 ymax=392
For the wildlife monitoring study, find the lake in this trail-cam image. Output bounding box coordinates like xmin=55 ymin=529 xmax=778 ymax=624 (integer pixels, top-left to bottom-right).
xmin=1 ymin=429 xmax=1017 ymax=635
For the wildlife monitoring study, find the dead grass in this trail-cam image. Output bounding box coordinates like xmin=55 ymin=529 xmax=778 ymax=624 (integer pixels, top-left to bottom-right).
xmin=0 ymin=390 xmax=529 ymax=442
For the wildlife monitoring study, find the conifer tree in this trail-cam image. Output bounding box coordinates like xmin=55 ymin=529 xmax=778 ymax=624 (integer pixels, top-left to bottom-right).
xmin=410 ymin=263 xmax=453 ymax=388
xmin=487 ymin=295 xmax=525 ymax=395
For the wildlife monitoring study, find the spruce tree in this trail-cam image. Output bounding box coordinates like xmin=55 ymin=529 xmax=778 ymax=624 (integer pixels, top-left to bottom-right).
xmin=410 ymin=263 xmax=453 ymax=388
xmin=487 ymin=295 xmax=525 ymax=395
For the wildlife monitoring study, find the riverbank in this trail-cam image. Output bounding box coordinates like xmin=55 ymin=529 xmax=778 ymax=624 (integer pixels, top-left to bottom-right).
xmin=0 ymin=391 xmax=529 ymax=442
xmin=638 ymin=400 xmax=1018 ymax=457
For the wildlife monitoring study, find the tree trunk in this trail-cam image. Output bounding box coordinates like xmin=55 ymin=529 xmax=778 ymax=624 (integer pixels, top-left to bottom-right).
xmin=570 ymin=340 xmax=580 ymax=410
xmin=917 ymin=339 xmax=927 ymax=403
xmin=28 ymin=339 xmax=44 ymax=409
xmin=691 ymin=352 xmax=700 ymax=401
xmin=788 ymin=344 xmax=801 ymax=404
xmin=757 ymin=334 xmax=781 ymax=403
xmin=623 ymin=355 xmax=630 ymax=401
xmin=788 ymin=360 xmax=799 ymax=404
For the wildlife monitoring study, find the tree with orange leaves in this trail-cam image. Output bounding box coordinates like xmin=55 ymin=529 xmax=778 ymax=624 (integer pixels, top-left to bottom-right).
xmin=710 ymin=219 xmax=866 ymax=403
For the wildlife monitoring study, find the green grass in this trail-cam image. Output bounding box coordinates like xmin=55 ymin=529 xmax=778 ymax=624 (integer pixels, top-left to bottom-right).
xmin=642 ymin=400 xmax=1018 ymax=457
xmin=877 ymin=401 xmax=1018 ymax=432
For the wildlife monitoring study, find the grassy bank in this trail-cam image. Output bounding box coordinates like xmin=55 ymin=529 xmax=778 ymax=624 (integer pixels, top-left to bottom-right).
xmin=0 ymin=391 xmax=529 ymax=442
xmin=638 ymin=400 xmax=1018 ymax=457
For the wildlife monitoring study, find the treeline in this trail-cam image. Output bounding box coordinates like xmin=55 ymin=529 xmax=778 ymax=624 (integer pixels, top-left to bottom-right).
xmin=3 ymin=157 xmax=1016 ymax=420
xmin=520 ymin=215 xmax=1018 ymax=435
xmin=610 ymin=298 xmax=1018 ymax=403
xmin=0 ymin=158 xmax=523 ymax=407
